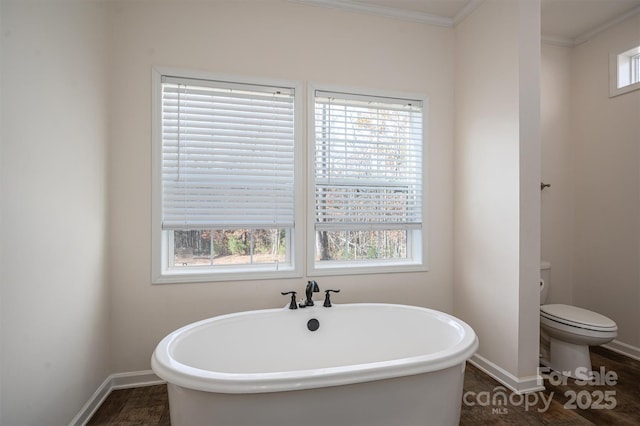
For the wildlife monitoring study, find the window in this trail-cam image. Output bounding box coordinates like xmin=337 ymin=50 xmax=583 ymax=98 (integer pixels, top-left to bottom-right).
xmin=632 ymin=52 xmax=640 ymax=84
xmin=152 ymin=71 xmax=426 ymax=282
xmin=610 ymin=43 xmax=640 ymax=97
xmin=152 ymin=70 xmax=302 ymax=283
xmin=309 ymin=87 xmax=427 ymax=274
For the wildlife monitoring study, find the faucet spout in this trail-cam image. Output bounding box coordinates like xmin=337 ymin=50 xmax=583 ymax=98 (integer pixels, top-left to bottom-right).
xmin=304 ymin=280 xmax=320 ymax=306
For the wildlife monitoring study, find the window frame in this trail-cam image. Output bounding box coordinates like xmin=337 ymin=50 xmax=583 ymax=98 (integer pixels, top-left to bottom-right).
xmin=151 ymin=68 xmax=304 ymax=284
xmin=631 ymin=53 xmax=640 ymax=85
xmin=306 ymin=83 xmax=429 ymax=277
xmin=609 ymin=42 xmax=640 ymax=98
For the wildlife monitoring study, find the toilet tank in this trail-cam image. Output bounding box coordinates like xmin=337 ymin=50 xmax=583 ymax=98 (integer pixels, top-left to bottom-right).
xmin=540 ymin=261 xmax=550 ymax=304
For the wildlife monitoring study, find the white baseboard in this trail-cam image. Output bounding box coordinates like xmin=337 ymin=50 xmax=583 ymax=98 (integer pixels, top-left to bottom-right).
xmin=469 ymin=353 xmax=545 ymax=395
xmin=469 ymin=341 xmax=640 ymax=397
xmin=69 ymin=371 xmax=165 ymax=426
xmin=603 ymin=339 xmax=640 ymax=362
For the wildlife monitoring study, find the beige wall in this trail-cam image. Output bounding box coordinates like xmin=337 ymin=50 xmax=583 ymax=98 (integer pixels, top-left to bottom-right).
xmin=0 ymin=4 xmax=4 ymax=422
xmin=516 ymin=0 xmax=542 ymax=381
xmin=0 ymin=1 xmax=110 ymax=425
xmin=108 ymin=0 xmax=456 ymax=372
xmin=541 ymin=43 xmax=574 ymax=304
xmin=541 ymin=14 xmax=640 ymax=351
xmin=453 ymin=0 xmax=541 ymax=387
xmin=571 ymin=14 xmax=640 ymax=349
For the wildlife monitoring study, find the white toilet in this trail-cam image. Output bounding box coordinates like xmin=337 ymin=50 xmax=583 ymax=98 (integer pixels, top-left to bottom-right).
xmin=539 ymin=261 xmax=617 ymax=379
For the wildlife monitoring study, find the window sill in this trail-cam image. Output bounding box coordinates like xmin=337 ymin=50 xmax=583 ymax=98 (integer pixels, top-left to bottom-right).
xmin=609 ymin=80 xmax=640 ymax=98
xmin=308 ymin=260 xmax=428 ymax=277
xmin=152 ymin=265 xmax=300 ymax=284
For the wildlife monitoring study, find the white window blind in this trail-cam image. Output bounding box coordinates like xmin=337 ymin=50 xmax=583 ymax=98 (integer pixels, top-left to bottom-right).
xmin=161 ymin=76 xmax=295 ymax=230
xmin=313 ymin=90 xmax=423 ymax=232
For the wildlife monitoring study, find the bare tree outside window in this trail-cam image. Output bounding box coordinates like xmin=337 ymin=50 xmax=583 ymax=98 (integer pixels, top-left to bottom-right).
xmin=172 ymin=228 xmax=287 ymax=267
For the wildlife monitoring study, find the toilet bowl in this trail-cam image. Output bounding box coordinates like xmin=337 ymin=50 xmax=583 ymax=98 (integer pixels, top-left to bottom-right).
xmin=540 ymin=262 xmax=617 ymax=379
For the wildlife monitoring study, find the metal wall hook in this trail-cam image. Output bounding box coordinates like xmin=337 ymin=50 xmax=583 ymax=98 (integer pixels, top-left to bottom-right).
xmin=541 ymin=182 xmax=551 ymax=191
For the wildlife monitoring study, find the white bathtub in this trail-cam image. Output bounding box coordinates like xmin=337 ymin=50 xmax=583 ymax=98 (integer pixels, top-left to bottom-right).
xmin=151 ymin=302 xmax=478 ymax=426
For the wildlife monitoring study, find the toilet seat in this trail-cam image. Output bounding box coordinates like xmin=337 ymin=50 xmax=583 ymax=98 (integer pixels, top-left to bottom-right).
xmin=540 ymin=304 xmax=617 ymax=332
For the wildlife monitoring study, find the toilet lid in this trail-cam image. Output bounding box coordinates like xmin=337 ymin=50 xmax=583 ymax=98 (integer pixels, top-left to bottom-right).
xmin=540 ymin=304 xmax=617 ymax=331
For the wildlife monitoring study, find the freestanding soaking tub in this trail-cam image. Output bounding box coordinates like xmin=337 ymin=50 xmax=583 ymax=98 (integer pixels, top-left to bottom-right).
xmin=151 ymin=302 xmax=478 ymax=426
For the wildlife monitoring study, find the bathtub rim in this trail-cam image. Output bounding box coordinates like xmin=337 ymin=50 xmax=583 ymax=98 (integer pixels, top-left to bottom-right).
xmin=151 ymin=303 xmax=479 ymax=394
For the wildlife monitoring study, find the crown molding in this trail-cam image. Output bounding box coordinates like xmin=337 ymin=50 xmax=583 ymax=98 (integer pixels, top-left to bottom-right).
xmin=573 ymin=5 xmax=640 ymax=46
xmin=452 ymin=0 xmax=484 ymax=26
xmin=292 ymin=0 xmax=484 ymax=27
xmin=542 ymin=5 xmax=640 ymax=48
xmin=292 ymin=0 xmax=640 ymax=48
xmin=290 ymin=0 xmax=452 ymax=26
xmin=541 ymin=34 xmax=574 ymax=48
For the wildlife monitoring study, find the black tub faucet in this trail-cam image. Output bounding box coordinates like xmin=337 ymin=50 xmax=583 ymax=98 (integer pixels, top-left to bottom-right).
xmin=304 ymin=280 xmax=320 ymax=307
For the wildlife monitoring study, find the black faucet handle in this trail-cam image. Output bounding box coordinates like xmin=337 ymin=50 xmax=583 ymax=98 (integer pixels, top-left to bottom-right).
xmin=281 ymin=291 xmax=298 ymax=310
xmin=323 ymin=289 xmax=340 ymax=307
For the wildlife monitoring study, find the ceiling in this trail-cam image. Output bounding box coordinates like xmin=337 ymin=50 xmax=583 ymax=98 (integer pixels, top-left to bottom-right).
xmin=304 ymin=0 xmax=640 ymax=46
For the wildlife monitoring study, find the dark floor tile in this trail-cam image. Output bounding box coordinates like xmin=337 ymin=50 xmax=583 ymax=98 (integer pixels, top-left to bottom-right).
xmin=88 ymin=348 xmax=639 ymax=425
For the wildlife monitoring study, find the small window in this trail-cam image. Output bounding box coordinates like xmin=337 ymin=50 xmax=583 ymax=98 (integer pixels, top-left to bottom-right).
xmin=309 ymin=86 xmax=427 ymax=275
xmin=632 ymin=52 xmax=640 ymax=84
xmin=152 ymin=71 xmax=301 ymax=283
xmin=610 ymin=43 xmax=640 ymax=97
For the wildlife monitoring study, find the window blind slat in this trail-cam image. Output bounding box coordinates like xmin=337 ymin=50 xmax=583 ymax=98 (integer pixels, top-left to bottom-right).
xmin=161 ymin=77 xmax=295 ymax=230
xmin=315 ymin=91 xmax=423 ymax=109
xmin=162 ymin=76 xmax=294 ymax=96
